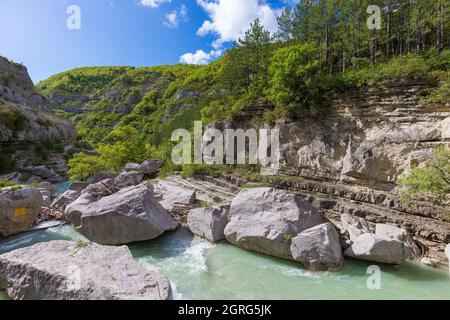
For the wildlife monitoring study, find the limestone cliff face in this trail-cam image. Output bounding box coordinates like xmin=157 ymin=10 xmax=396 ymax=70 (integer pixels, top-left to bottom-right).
xmin=277 ymin=82 xmax=450 ymax=189
xmin=212 ymin=81 xmax=450 ymax=261
xmin=0 ymin=57 xmax=76 ymax=143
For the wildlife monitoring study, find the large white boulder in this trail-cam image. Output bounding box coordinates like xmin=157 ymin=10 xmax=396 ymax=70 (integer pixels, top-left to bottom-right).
xmin=0 ymin=240 xmax=172 ymax=300
xmin=375 ymin=223 xmax=421 ymax=258
xmin=224 ymin=188 xmax=327 ymax=260
xmin=0 ymin=187 xmax=42 ymax=237
xmin=154 ymin=180 xmax=196 ymax=211
xmin=65 ymin=183 xmax=178 ymax=245
xmin=290 ymin=222 xmax=344 ymax=272
xmin=50 ymin=181 xmax=88 ymax=210
xmin=344 ymin=233 xmax=412 ymax=265
xmin=188 ymin=205 xmax=229 ymax=242
xmin=340 ymin=214 xmax=371 ymax=242
xmin=51 ymin=190 xmax=81 ymax=210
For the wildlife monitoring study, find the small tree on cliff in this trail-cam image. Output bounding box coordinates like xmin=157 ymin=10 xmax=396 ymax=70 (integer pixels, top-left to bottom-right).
xmin=267 ymin=43 xmax=319 ymax=116
xmin=222 ymin=18 xmax=272 ymax=95
xmin=398 ymin=146 xmax=450 ymax=205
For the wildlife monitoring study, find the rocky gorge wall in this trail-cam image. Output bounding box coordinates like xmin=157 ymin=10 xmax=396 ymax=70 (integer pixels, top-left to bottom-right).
xmin=0 ymin=57 xmax=76 ymax=144
xmin=277 ymin=81 xmax=450 ymax=189
xmin=215 ymin=81 xmax=450 ymax=262
xmin=0 ymin=57 xmax=76 ymax=184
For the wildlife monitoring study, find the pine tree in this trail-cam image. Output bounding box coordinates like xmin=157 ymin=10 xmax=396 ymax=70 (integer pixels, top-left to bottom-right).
xmin=238 ymin=18 xmax=272 ymax=91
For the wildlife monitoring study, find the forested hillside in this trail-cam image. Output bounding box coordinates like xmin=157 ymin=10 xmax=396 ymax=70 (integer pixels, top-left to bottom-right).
xmin=36 ymin=0 xmax=450 ymax=203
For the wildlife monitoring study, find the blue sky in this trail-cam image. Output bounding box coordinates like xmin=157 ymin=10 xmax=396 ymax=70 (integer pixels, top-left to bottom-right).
xmin=0 ymin=0 xmax=290 ymax=83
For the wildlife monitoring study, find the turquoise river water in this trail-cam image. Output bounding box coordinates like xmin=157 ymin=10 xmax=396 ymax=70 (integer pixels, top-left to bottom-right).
xmin=0 ymin=225 xmax=449 ymax=300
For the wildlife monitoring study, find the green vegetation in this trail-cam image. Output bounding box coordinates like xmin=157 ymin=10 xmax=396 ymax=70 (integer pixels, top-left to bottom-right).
xmin=34 ymin=140 xmax=64 ymax=161
xmin=398 ymin=147 xmax=450 ymax=204
xmin=429 ymin=72 xmax=450 ymax=103
xmin=222 ymin=19 xmax=272 ymax=96
xmin=0 ymin=106 xmax=27 ymax=133
xmin=67 ymin=126 xmax=156 ymax=181
xmin=0 ymin=55 xmax=24 ymax=69
xmin=53 ymin=110 xmax=73 ymax=119
xmin=0 ymin=73 xmax=12 ymax=86
xmin=72 ymin=240 xmax=88 ymax=254
xmin=340 ymin=50 xmax=450 ymax=88
xmin=283 ymin=233 xmax=293 ymax=244
xmin=73 ymin=140 xmax=93 ymax=150
xmin=29 ymin=181 xmax=42 ymax=188
xmin=275 ymin=0 xmax=449 ymax=74
xmin=37 ymin=67 xmax=133 ymax=96
xmin=0 ymin=179 xmax=21 ymax=192
xmin=36 ymin=117 xmax=52 ymax=128
xmin=0 ymin=178 xmax=14 ymax=189
xmin=0 ymin=154 xmax=15 ymax=173
xmin=267 ymin=43 xmax=320 ymax=117
xmin=36 ymin=0 xmax=449 ymax=181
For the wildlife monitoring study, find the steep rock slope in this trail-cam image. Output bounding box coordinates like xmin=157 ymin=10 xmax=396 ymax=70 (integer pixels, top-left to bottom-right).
xmin=277 ymin=82 xmax=450 ymax=189
xmin=0 ymin=56 xmax=76 ymax=143
xmin=212 ymin=82 xmax=450 ymax=262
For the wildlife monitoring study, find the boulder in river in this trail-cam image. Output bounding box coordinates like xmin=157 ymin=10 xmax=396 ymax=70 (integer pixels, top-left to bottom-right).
xmin=340 ymin=214 xmax=371 ymax=242
xmin=51 ymin=189 xmax=81 ymax=210
xmin=344 ymin=233 xmax=412 ymax=265
xmin=114 ymin=171 xmax=144 ymax=189
xmin=224 ymin=188 xmax=327 ymax=260
xmin=0 ymin=240 xmax=172 ymax=300
xmin=188 ymin=205 xmax=229 ymax=242
xmin=0 ymin=187 xmax=43 ymax=237
xmin=65 ymin=183 xmax=178 ymax=245
xmin=50 ymin=181 xmax=88 ymax=210
xmin=290 ymin=222 xmax=344 ymax=272
xmin=375 ymin=223 xmax=421 ymax=258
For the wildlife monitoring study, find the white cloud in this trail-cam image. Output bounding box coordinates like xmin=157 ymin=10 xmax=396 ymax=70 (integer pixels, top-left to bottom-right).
xmin=139 ymin=0 xmax=171 ymax=8
xmin=163 ymin=5 xmax=188 ymax=28
xmin=179 ymin=49 xmax=223 ymax=65
xmin=180 ymin=4 xmax=188 ymax=19
xmin=164 ymin=11 xmax=179 ymax=28
xmin=196 ymin=0 xmax=279 ymax=48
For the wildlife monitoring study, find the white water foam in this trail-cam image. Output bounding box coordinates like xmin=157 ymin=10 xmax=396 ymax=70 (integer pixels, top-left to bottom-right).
xmin=170 ymin=281 xmax=184 ymax=300
xmin=141 ymin=237 xmax=215 ymax=274
xmin=265 ymin=264 xmax=351 ymax=281
xmin=181 ymin=237 xmax=215 ymax=273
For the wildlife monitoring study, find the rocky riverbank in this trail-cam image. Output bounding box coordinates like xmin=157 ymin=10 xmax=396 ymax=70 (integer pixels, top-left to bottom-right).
xmin=1 ymin=156 xmax=449 ymax=299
